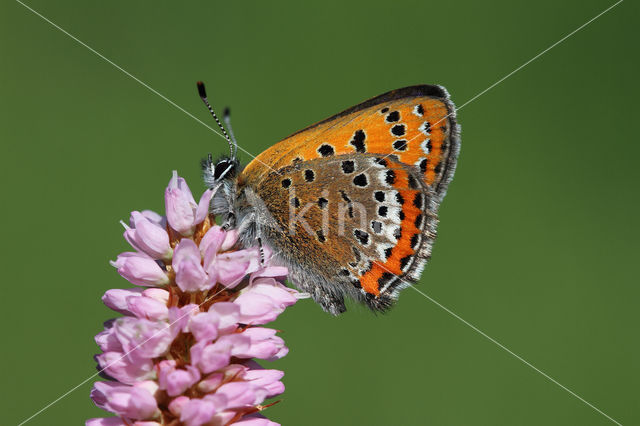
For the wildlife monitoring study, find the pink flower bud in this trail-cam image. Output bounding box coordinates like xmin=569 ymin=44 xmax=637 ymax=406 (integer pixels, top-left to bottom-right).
xmin=188 ymin=311 xmax=220 ymax=342
xmin=173 ymin=239 xmax=208 ymax=292
xmin=165 ymin=171 xmax=214 ymax=236
xmin=111 ymin=252 xmax=169 ymax=287
xmin=157 ymin=360 xmax=201 ymax=396
xmin=199 ymin=226 xmax=226 ymax=256
xmin=141 ymin=288 xmax=169 ymax=304
xmin=102 ymin=288 xmax=144 ymax=314
xmin=124 ymin=211 xmax=172 ymax=260
xmin=179 ymin=398 xmax=218 ymax=426
xmin=196 ymin=373 xmax=223 ymax=393
xmin=86 ymin=418 xmax=126 ymax=426
xmin=95 ymin=327 xmax=122 ymax=352
xmin=244 ymin=369 xmax=285 ymax=398
xmin=168 ymin=395 xmax=190 ymax=416
xmin=215 ymin=381 xmax=266 ymax=409
xmin=127 ymin=295 xmax=168 ymax=321
xmin=113 ymin=317 xmax=173 ymax=359
xmin=234 ymin=413 xmax=280 ymax=426
xmin=235 ymin=328 xmax=287 ymax=360
xmin=207 ymin=302 xmax=240 ymax=334
xmin=168 ymin=304 xmax=200 ymax=335
xmin=189 ymin=339 xmax=232 ymax=374
xmin=96 ymin=351 xmax=155 ymax=384
xmin=91 ymin=381 xmax=159 ymax=420
xmin=235 ymin=278 xmax=299 ymax=325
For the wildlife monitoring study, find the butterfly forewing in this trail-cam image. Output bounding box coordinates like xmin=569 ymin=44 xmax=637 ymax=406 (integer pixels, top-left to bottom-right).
xmin=243 ymin=85 xmax=460 ymax=200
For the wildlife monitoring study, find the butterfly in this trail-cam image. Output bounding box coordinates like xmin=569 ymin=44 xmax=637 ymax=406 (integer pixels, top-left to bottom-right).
xmin=197 ymin=82 xmax=460 ymax=315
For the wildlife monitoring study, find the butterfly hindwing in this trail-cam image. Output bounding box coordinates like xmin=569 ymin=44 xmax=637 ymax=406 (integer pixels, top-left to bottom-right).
xmin=242 ymin=85 xmax=460 ymax=201
xmin=251 ymin=153 xmax=438 ymax=313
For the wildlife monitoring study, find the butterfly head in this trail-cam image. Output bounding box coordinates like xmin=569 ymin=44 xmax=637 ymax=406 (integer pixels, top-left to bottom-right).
xmin=202 ymin=153 xmax=240 ymax=187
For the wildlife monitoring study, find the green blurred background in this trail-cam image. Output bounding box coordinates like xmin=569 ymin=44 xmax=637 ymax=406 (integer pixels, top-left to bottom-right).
xmin=1 ymin=0 xmax=638 ymax=425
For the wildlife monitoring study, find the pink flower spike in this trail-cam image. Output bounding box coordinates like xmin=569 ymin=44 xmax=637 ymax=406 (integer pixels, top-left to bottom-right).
xmin=92 ymin=173 xmax=295 ymax=425
xmin=91 ymin=381 xmax=159 ymax=420
xmin=111 ymin=252 xmax=169 ymax=287
xmin=127 ymin=211 xmax=172 ymax=260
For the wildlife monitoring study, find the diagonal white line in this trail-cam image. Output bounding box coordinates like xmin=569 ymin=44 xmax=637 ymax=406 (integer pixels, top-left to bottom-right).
xmin=454 ymin=0 xmax=624 ymax=112
xmin=15 ymin=0 xmax=280 ymax=175
xmin=361 ymin=0 xmax=624 ymax=174
xmin=408 ymin=284 xmax=622 ymax=425
xmin=373 ymin=260 xmax=623 ymax=425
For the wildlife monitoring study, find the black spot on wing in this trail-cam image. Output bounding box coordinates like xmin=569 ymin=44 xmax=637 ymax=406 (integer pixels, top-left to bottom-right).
xmin=385 ymin=111 xmax=400 ymax=122
xmin=393 ymin=140 xmax=407 ymax=151
xmin=349 ymin=130 xmax=367 ymax=153
xmin=385 ymin=170 xmax=396 ymax=185
xmin=353 ymin=173 xmax=368 ymax=187
xmin=354 ymin=229 xmax=370 ymax=245
xmin=304 ymin=169 xmax=315 ymax=182
xmin=318 ymin=144 xmax=335 ymax=157
xmin=391 ymin=124 xmax=406 ymax=137
xmin=341 ymin=160 xmax=355 ymax=174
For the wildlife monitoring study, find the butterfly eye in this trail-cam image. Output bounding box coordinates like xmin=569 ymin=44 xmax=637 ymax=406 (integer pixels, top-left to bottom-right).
xmin=213 ymin=160 xmax=235 ymax=180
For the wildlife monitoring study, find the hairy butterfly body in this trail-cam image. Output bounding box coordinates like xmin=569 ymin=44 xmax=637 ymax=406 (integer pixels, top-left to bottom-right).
xmin=199 ymin=83 xmax=460 ymax=315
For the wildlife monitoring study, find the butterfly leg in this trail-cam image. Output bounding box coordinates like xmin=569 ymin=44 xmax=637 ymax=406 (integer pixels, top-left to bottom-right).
xmin=220 ymin=191 xmax=237 ymax=230
xmin=256 ymin=237 xmax=265 ymax=266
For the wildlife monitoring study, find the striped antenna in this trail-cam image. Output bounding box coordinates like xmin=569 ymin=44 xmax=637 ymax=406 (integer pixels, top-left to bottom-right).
xmin=223 ymin=107 xmax=238 ymax=158
xmin=196 ymin=81 xmax=235 ymax=158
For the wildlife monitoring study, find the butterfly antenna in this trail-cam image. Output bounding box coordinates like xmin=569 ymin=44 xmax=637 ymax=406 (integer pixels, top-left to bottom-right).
xmin=223 ymin=107 xmax=238 ymax=158
xmin=196 ymin=81 xmax=235 ymax=158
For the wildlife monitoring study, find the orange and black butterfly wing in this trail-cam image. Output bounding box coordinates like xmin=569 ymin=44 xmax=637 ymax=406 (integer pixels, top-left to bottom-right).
xmin=239 ymin=85 xmax=460 ymax=314
xmin=242 ymin=85 xmax=460 ymax=200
